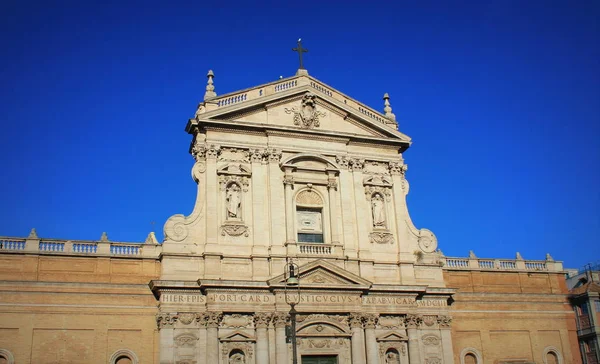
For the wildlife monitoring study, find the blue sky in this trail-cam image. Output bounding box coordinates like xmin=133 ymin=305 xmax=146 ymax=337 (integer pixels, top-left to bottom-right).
xmin=1 ymin=0 xmax=598 ymax=269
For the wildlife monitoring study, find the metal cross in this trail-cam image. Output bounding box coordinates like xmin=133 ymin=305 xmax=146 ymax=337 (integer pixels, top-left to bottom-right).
xmin=292 ymin=38 xmax=308 ymax=69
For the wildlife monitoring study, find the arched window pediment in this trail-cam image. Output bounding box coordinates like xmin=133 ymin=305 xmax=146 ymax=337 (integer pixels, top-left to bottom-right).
xmin=280 ymin=153 xmax=340 ymax=173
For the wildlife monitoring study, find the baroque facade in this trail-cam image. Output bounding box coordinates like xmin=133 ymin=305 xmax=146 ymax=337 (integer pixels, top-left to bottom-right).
xmin=0 ymin=67 xmax=581 ymax=364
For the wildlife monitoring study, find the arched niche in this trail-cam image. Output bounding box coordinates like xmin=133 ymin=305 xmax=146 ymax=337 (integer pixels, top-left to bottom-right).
xmin=109 ymin=349 xmax=139 ymax=364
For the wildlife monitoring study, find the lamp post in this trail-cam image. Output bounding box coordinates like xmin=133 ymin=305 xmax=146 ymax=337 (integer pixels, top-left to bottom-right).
xmin=284 ymin=259 xmax=300 ymax=364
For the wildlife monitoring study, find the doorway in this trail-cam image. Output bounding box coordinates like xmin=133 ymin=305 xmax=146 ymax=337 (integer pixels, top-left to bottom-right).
xmin=301 ymin=355 xmax=338 ymax=364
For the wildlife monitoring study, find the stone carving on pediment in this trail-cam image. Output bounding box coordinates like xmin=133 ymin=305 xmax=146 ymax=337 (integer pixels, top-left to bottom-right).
xmin=378 ymin=316 xmax=401 ymax=330
xmin=418 ymin=229 xmax=438 ymax=253
xmin=285 ymin=92 xmax=326 ymax=129
xmin=206 ymin=311 xmax=223 ymax=328
xmin=178 ymin=313 xmax=197 ymax=325
xmin=303 ymin=270 xmax=349 ymax=285
xmin=422 ymin=334 xmax=440 ymax=346
xmin=404 ymin=314 xmax=423 ymax=329
xmin=174 ymin=333 xmax=198 ymax=348
xmin=423 ymin=315 xmax=437 ymax=327
xmin=437 ymin=315 xmax=452 ymax=328
xmin=335 ymin=155 xmax=350 ymax=169
xmin=156 ymin=313 xmax=178 ymax=329
xmin=363 ymin=161 xmax=391 ymax=175
xmin=219 ymin=148 xmax=250 ymax=163
xmin=370 ymin=231 xmax=394 ymax=245
xmin=253 ymin=312 xmax=272 ymax=328
xmin=222 ymin=314 xmax=253 ymax=329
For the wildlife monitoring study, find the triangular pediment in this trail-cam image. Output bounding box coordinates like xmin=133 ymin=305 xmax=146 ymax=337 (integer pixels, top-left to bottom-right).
xmin=377 ymin=331 xmax=409 ymax=342
xmin=190 ymin=74 xmax=411 ymax=145
xmin=219 ymin=330 xmax=255 ymax=342
xmin=268 ymin=259 xmax=372 ymax=289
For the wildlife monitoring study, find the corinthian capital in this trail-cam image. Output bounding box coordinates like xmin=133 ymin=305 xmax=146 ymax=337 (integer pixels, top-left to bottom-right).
xmin=272 ymin=312 xmax=289 ymax=328
xmin=363 ymin=313 xmax=379 ymax=329
xmin=205 ymin=311 xmax=223 ymax=328
xmin=254 ymin=312 xmax=272 ymax=328
xmin=156 ymin=313 xmax=178 ymax=330
xmin=348 ymin=313 xmax=364 ymax=329
xmin=437 ymin=315 xmax=452 ymax=328
xmin=266 ymin=148 xmax=282 ymax=163
xmin=404 ymin=314 xmax=423 ymax=329
xmin=388 ymin=162 xmax=407 ymax=176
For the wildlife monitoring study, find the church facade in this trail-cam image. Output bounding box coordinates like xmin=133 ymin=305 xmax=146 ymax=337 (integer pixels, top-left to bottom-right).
xmin=0 ymin=67 xmax=581 ymax=364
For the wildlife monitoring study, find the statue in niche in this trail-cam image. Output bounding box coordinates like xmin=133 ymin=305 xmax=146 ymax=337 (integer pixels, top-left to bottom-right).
xmin=371 ymin=193 xmax=386 ymax=228
xmin=229 ymin=352 xmax=245 ymax=364
xmin=226 ymin=183 xmax=241 ymax=219
xmin=385 ymin=350 xmax=401 ymax=364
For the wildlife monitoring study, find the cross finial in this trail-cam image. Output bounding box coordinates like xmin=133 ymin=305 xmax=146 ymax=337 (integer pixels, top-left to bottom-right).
xmin=383 ymin=93 xmax=396 ymax=121
xmin=204 ymin=70 xmax=217 ymax=101
xmin=292 ymin=39 xmax=308 ymax=70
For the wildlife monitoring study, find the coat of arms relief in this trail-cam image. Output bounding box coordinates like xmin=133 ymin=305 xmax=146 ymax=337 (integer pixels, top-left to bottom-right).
xmin=285 ymin=92 xmax=326 ymax=129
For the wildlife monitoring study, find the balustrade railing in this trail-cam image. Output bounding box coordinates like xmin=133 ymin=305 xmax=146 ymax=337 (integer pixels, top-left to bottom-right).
xmin=442 ymin=255 xmax=560 ymax=272
xmin=0 ymin=236 xmax=158 ymax=258
xmin=298 ymin=243 xmax=333 ymax=256
xmin=0 ymin=239 xmax=25 ymax=251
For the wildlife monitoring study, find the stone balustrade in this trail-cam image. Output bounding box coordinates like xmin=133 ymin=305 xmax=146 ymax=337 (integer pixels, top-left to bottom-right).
xmin=206 ymin=75 xmax=396 ymax=128
xmin=298 ymin=243 xmax=334 ymax=256
xmin=442 ymin=255 xmax=563 ymax=272
xmin=0 ymin=236 xmax=160 ymax=258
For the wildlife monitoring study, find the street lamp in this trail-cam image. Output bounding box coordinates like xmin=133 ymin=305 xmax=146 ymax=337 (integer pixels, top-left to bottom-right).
xmin=284 ymin=259 xmax=300 ymax=364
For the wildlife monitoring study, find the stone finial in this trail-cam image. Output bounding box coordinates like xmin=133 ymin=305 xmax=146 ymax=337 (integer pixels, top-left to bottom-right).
xmin=516 ymin=252 xmax=523 ymax=260
xmin=383 ymin=93 xmax=396 ymax=121
xmin=469 ymin=250 xmax=477 ymax=258
xmin=28 ymin=228 xmax=38 ymax=239
xmin=145 ymin=232 xmax=159 ymax=245
xmin=545 ymin=253 xmax=554 ymax=261
xmin=204 ymin=70 xmax=217 ymax=101
xmin=437 ymin=248 xmax=445 ymax=256
xmin=100 ymin=232 xmax=109 ymax=242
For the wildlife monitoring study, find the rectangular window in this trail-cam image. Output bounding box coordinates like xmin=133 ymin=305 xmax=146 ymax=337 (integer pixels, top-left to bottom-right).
xmin=297 ymin=208 xmax=323 ymax=243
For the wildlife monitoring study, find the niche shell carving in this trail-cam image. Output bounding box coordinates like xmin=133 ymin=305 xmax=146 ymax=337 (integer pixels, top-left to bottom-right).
xmin=285 ymin=92 xmax=326 ymax=129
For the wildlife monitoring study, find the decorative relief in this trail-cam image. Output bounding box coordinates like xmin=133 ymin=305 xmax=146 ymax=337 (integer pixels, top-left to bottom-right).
xmin=156 ymin=313 xmax=178 ymax=329
xmin=422 ymin=315 xmax=437 ymax=327
xmin=220 ymin=224 xmax=249 ymax=237
xmin=297 ymin=314 xmax=349 ymax=328
xmin=363 ymin=161 xmax=390 ymax=175
xmin=388 ymin=162 xmax=407 ymax=176
xmin=369 ymin=231 xmax=394 ymax=244
xmin=285 ymin=92 xmax=326 ymax=129
xmin=296 ymin=190 xmax=323 ymax=205
xmin=253 ymin=312 xmax=272 ymax=328
xmin=298 ymin=338 xmax=348 ymax=349
xmin=219 ymin=148 xmax=250 ymax=163
xmin=437 ymin=315 xmax=452 ymax=328
xmin=178 ymin=313 xmax=197 ymax=325
xmin=422 ymin=334 xmax=440 ymax=346
xmin=404 ymin=314 xmax=423 ymax=329
xmin=378 ymin=316 xmax=401 ymax=330
xmin=222 ymin=314 xmax=253 ymax=329
xmin=425 ymin=357 xmax=442 ymax=364
xmin=175 ymin=334 xmax=198 ymax=348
